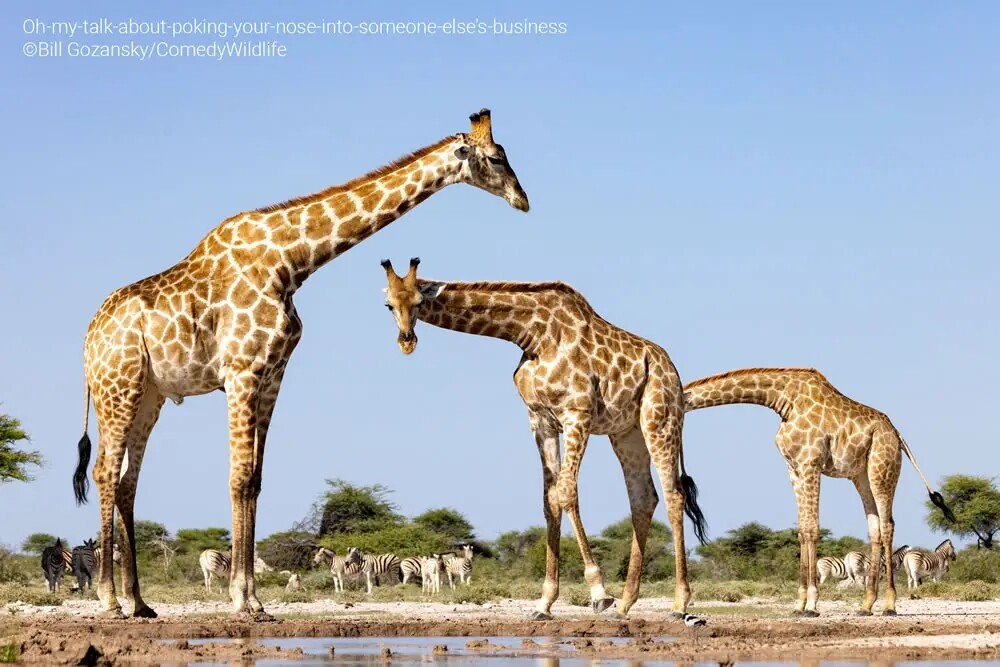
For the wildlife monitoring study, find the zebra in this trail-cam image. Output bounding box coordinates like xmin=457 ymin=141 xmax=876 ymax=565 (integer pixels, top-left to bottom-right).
xmin=40 ymin=538 xmax=66 ymax=592
xmin=199 ymin=548 xmax=232 ymax=592
xmin=420 ymin=554 xmax=445 ymax=595
xmin=844 ymin=544 xmax=910 ymax=587
xmin=442 ymin=544 xmax=474 ymax=588
xmin=71 ymin=539 xmax=99 ymax=593
xmin=903 ymin=539 xmax=957 ymax=589
xmin=400 ymin=556 xmax=423 ymax=585
xmin=816 ymin=555 xmax=849 ymax=585
xmin=312 ymin=547 xmax=362 ymax=592
xmin=94 ymin=543 xmax=121 ymax=566
xmin=348 ymin=547 xmax=402 ymax=595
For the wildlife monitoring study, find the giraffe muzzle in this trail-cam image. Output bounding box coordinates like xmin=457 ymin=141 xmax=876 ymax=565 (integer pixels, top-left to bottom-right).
xmin=398 ymin=331 xmax=417 ymax=354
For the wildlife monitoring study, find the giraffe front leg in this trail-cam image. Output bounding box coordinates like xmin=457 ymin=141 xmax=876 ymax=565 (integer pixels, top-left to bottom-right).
xmin=557 ymin=417 xmax=614 ymax=615
xmin=790 ymin=466 xmax=822 ymax=617
xmin=531 ymin=423 xmax=562 ymax=620
xmin=609 ymin=428 xmax=657 ymax=618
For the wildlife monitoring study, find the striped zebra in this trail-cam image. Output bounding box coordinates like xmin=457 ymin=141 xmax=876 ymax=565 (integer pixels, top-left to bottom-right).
xmin=71 ymin=539 xmax=98 ymax=593
xmin=199 ymin=548 xmax=232 ymax=592
xmin=420 ymin=554 xmax=445 ymax=595
xmin=400 ymin=556 xmax=423 ymax=585
xmin=94 ymin=543 xmax=122 ymax=566
xmin=40 ymin=538 xmax=66 ymax=592
xmin=816 ymin=555 xmax=849 ymax=585
xmin=347 ymin=547 xmax=402 ymax=595
xmin=442 ymin=544 xmax=474 ymax=588
xmin=844 ymin=544 xmax=910 ymax=586
xmin=312 ymin=547 xmax=362 ymax=592
xmin=903 ymin=539 xmax=956 ymax=589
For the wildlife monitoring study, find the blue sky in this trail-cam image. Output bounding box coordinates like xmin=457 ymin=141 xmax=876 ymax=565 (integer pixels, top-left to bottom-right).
xmin=1 ymin=1 xmax=997 ymax=558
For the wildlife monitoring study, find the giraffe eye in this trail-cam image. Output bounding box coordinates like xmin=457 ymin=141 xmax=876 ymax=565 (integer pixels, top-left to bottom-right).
xmin=487 ymin=155 xmax=504 ymax=167
xmin=385 ymin=303 xmax=394 ymax=311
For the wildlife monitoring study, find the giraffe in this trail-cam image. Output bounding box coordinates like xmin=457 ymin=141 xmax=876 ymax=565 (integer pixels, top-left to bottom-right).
xmin=682 ymin=367 xmax=955 ymax=616
xmin=380 ymin=258 xmax=708 ymax=619
xmin=71 ymin=109 xmax=529 ymax=620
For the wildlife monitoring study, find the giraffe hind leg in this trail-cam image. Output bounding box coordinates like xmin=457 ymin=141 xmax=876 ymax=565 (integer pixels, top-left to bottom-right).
xmin=870 ymin=429 xmax=902 ymax=615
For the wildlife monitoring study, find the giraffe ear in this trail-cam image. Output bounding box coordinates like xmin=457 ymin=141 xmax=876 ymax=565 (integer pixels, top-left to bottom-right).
xmin=454 ymin=146 xmax=472 ymax=161
xmin=419 ymin=282 xmax=445 ymax=300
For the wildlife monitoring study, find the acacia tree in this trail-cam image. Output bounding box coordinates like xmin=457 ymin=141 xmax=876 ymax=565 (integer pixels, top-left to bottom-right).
xmin=926 ymin=475 xmax=1000 ymax=549
xmin=0 ymin=412 xmax=42 ymax=483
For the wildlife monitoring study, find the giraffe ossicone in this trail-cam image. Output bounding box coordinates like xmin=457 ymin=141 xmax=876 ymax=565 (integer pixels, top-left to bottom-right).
xmin=72 ymin=108 xmax=529 ymax=621
xmin=381 ymin=258 xmax=709 ymax=618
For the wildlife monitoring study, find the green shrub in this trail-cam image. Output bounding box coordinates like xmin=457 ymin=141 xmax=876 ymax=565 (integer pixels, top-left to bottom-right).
xmin=950 ymin=548 xmax=1000 ymax=583
xmin=320 ymin=525 xmax=451 ymax=558
xmin=0 ymin=640 xmax=18 ymax=663
xmin=957 ymin=580 xmax=998 ymax=602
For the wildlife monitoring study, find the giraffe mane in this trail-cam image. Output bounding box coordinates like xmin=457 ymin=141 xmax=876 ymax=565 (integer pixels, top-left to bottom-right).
xmin=684 ymin=367 xmax=825 ymax=388
xmin=248 ymin=135 xmax=462 ymax=215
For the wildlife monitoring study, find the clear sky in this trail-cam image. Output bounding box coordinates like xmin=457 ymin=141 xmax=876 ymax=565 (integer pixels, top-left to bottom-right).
xmin=1 ymin=1 xmax=997 ymax=558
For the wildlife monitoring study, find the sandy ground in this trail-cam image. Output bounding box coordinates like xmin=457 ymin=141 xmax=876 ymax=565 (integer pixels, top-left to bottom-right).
xmin=3 ymin=596 xmax=1000 ymax=664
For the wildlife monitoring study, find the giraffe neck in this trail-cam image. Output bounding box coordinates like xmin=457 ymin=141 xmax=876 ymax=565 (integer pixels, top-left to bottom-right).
xmin=215 ymin=136 xmax=470 ymax=291
xmin=682 ymin=368 xmax=815 ymax=418
xmin=415 ymin=281 xmax=555 ymax=353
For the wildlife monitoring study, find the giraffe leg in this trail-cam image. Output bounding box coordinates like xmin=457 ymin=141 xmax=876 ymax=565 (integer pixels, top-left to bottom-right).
xmin=224 ymin=371 xmax=266 ymax=619
xmin=608 ymin=428 xmax=657 ymax=618
xmin=242 ymin=367 xmax=287 ymax=617
xmin=114 ymin=389 xmax=165 ymax=618
xmin=870 ymin=429 xmax=901 ymax=616
xmin=91 ymin=381 xmax=148 ymax=618
xmin=853 ymin=474 xmax=881 ymax=616
xmin=640 ymin=410 xmax=690 ymax=618
xmin=556 ymin=415 xmax=614 ymax=614
xmin=530 ymin=419 xmax=562 ymax=620
xmin=790 ymin=465 xmax=822 ymax=617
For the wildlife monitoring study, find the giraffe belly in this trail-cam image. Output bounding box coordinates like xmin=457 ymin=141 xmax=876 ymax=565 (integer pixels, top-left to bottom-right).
xmin=148 ymin=363 xmax=223 ymax=403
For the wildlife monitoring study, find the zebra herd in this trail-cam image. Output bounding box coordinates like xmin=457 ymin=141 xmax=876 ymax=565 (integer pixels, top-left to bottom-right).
xmin=816 ymin=539 xmax=957 ymax=590
xmin=311 ymin=544 xmax=475 ymax=595
xmin=198 ymin=548 xmax=275 ymax=593
xmin=39 ymin=537 xmax=121 ymax=593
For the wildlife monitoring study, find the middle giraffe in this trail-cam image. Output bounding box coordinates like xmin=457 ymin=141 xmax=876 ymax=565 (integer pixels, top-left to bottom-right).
xmin=380 ymin=257 xmax=709 ymax=619
xmin=682 ymin=367 xmax=955 ymax=617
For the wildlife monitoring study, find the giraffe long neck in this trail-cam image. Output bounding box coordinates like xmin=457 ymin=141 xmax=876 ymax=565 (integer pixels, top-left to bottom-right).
xmin=216 ymin=136 xmax=469 ymax=291
xmin=682 ymin=368 xmax=804 ymax=418
xmin=415 ymin=281 xmax=549 ymax=353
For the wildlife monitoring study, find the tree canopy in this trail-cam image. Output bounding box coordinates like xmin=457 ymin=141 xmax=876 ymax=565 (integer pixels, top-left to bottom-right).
xmin=317 ymin=479 xmax=404 ymax=536
xmin=0 ymin=412 xmax=42 ymax=483
xmin=926 ymin=475 xmax=1000 ymax=549
xmin=173 ymin=527 xmax=230 ymax=554
xmin=412 ymin=507 xmax=475 ymax=542
xmin=21 ymin=533 xmax=67 ymax=555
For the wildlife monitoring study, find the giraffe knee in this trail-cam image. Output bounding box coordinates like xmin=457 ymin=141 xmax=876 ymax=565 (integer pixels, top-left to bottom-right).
xmin=556 ymin=483 xmax=577 ymax=511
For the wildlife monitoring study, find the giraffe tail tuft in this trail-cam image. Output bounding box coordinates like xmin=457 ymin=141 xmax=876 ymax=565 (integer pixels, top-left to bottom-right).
xmin=929 ymin=491 xmax=957 ymax=524
xmin=680 ymin=474 xmax=709 ymax=545
xmin=73 ymin=434 xmax=91 ymax=505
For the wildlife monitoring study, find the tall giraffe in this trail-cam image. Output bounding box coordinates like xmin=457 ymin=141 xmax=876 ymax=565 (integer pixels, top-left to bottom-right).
xmin=72 ymin=109 xmax=529 ymax=620
xmin=682 ymin=367 xmax=954 ymax=616
xmin=380 ymin=258 xmax=708 ymax=619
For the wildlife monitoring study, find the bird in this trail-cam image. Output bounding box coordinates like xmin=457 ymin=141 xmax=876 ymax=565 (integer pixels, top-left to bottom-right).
xmin=683 ymin=613 xmax=707 ymax=628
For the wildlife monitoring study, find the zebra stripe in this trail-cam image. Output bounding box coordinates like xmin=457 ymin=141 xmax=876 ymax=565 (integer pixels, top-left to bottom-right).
xmin=199 ymin=548 xmax=232 ymax=592
xmin=313 ymin=547 xmax=362 ymax=592
xmin=442 ymin=545 xmax=474 ymax=588
xmin=71 ymin=540 xmax=98 ymax=593
xmin=817 ymin=556 xmax=848 ymax=584
xmin=348 ymin=547 xmax=401 ymax=594
xmin=903 ymin=539 xmax=956 ymax=589
xmin=40 ymin=539 xmax=66 ymax=593
xmin=845 ymin=545 xmax=910 ymax=586
xmin=420 ymin=554 xmax=445 ymax=594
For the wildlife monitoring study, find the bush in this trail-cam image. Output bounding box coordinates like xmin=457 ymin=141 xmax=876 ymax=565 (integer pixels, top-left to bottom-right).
xmin=257 ymin=531 xmax=318 ymax=571
xmin=950 ymin=547 xmax=1000 ymax=583
xmin=320 ymin=524 xmax=451 ymax=558
xmin=0 ymin=548 xmax=30 ymax=585
xmin=957 ymin=580 xmax=998 ymax=602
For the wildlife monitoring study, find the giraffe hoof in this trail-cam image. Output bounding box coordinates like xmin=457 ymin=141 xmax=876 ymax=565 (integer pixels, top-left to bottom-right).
xmin=531 ymin=611 xmax=554 ymax=621
xmin=855 ymin=610 xmax=873 ymax=617
xmin=801 ymin=610 xmax=820 ymax=618
xmin=592 ymin=597 xmax=615 ymax=614
xmin=882 ymin=609 xmax=897 ymax=617
xmin=132 ymin=605 xmax=158 ymax=619
xmin=103 ymin=608 xmax=126 ymax=620
xmin=669 ymin=611 xmax=686 ymax=620
xmin=790 ymin=610 xmax=804 ymax=617
xmin=251 ymin=609 xmax=276 ymax=622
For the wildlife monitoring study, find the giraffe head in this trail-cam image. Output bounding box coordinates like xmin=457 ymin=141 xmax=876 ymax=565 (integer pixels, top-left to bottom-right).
xmin=455 ymin=109 xmax=530 ymax=212
xmin=381 ymin=257 xmax=444 ymax=355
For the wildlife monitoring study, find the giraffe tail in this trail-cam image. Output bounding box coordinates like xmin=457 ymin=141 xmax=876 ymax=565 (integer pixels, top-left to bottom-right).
xmin=900 ymin=436 xmax=956 ymax=524
xmin=679 ymin=447 xmax=709 ymax=545
xmin=73 ymin=382 xmax=92 ymax=505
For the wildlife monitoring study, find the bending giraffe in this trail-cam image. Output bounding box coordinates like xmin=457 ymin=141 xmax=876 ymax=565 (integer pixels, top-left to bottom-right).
xmin=683 ymin=367 xmax=954 ymax=617
xmin=71 ymin=109 xmax=529 ymax=620
xmin=380 ymin=258 xmax=708 ymax=619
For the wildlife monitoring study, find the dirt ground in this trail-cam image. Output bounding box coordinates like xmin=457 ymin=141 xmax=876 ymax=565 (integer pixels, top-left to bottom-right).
xmin=3 ymin=596 xmax=1000 ymax=664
